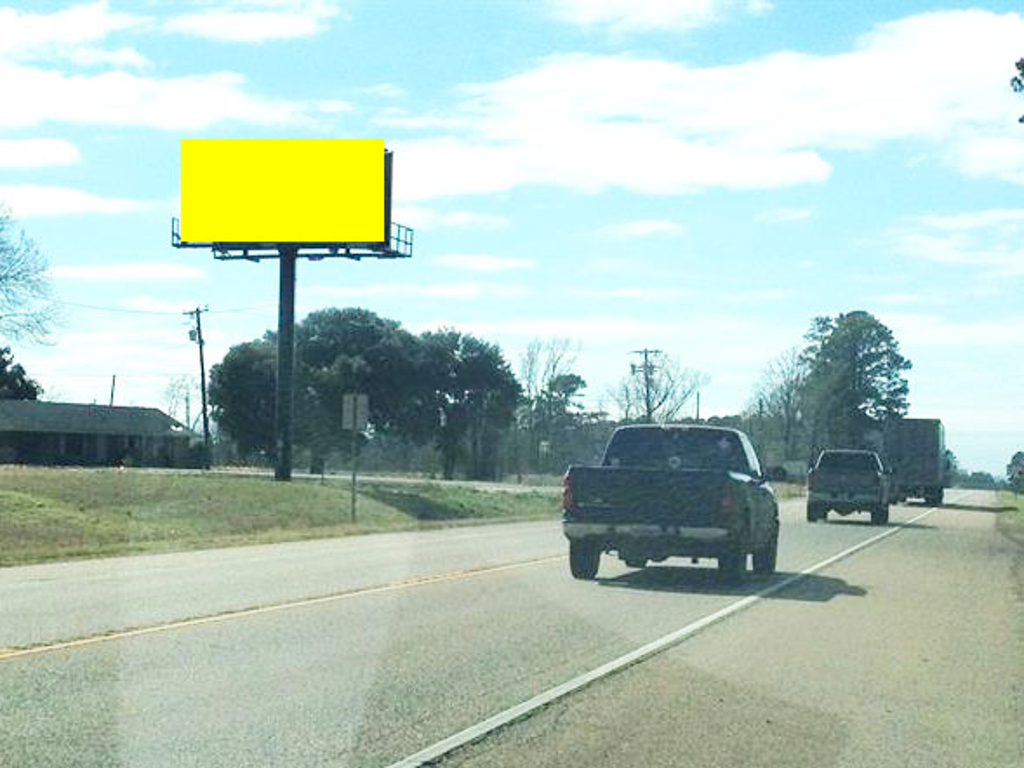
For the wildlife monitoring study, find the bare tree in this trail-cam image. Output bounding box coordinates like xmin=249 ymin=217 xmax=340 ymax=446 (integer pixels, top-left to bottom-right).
xmin=748 ymin=347 xmax=808 ymax=462
xmin=164 ymin=375 xmax=200 ymax=428
xmin=519 ymin=338 xmax=578 ymax=401
xmin=0 ymin=206 xmax=55 ymax=342
xmin=610 ymin=352 xmax=708 ymax=423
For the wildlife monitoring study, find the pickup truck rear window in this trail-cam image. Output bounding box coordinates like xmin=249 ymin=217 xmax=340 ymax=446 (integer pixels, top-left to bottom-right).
xmin=816 ymin=451 xmax=880 ymax=471
xmin=603 ymin=428 xmax=750 ymax=473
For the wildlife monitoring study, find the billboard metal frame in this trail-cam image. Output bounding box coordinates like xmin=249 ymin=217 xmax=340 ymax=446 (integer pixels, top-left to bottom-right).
xmin=170 ymin=148 xmax=412 ymax=481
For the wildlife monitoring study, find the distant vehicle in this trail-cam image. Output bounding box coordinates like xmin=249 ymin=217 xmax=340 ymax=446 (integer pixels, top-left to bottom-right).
xmin=561 ymin=425 xmax=779 ymax=581
xmin=807 ymin=449 xmax=890 ymax=525
xmin=883 ymin=418 xmax=947 ymax=506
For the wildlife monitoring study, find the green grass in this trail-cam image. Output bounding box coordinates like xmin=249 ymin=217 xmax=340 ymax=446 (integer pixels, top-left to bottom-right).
xmin=0 ymin=466 xmax=560 ymax=567
xmin=997 ymin=490 xmax=1024 ymax=547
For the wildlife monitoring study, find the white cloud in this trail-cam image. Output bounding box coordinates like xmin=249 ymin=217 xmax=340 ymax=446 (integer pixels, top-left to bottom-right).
xmin=569 ymin=287 xmax=692 ymax=299
xmin=361 ymin=83 xmax=405 ymax=99
xmin=0 ymin=185 xmax=152 ymax=217
xmin=165 ymin=0 xmax=341 ymax=42
xmin=390 ymin=10 xmax=1024 ymax=201
xmin=893 ymin=208 xmax=1024 ymax=278
xmin=917 ymin=209 xmax=1024 ymax=232
xmin=0 ymin=2 xmax=148 ymax=71
xmin=950 ymin=135 xmax=1024 ymax=184
xmin=548 ymin=0 xmax=769 ymax=34
xmin=432 ymin=255 xmax=533 ymax=272
xmin=393 ymin=206 xmax=510 ymax=230
xmin=315 ymin=99 xmax=353 ymax=114
xmin=65 ymin=45 xmax=149 ymax=69
xmin=756 ymin=207 xmax=811 ymax=224
xmin=880 ymin=312 xmax=1024 ymax=348
xmin=49 ymin=264 xmax=207 ymax=281
xmin=0 ymin=2 xmax=143 ymax=58
xmin=0 ymin=139 xmax=80 ymax=168
xmin=0 ymin=61 xmax=307 ymax=130
xmin=599 ymin=219 xmax=684 ymax=237
xmin=871 ymin=293 xmax=924 ymax=306
xmin=307 ymin=282 xmax=529 ymax=300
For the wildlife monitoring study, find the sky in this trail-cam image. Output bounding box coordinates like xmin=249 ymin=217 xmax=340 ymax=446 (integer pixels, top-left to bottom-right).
xmin=0 ymin=0 xmax=1021 ymax=476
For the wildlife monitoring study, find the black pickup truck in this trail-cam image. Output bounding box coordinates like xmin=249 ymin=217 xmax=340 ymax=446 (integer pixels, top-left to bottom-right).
xmin=807 ymin=448 xmax=890 ymax=525
xmin=562 ymin=425 xmax=779 ymax=581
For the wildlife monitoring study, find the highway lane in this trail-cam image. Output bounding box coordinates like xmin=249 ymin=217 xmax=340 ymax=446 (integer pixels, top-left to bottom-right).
xmin=0 ymin=520 xmax=562 ymax=648
xmin=440 ymin=489 xmax=1023 ymax=768
xmin=2 ymin=492 xmax=1010 ymax=767
xmin=0 ymin=493 xmax=867 ymax=649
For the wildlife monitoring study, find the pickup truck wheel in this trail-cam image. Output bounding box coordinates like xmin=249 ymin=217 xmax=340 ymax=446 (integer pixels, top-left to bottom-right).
xmin=752 ymin=526 xmax=778 ymax=575
xmin=569 ymin=541 xmax=600 ymax=580
xmin=806 ymin=504 xmax=819 ymax=523
xmin=717 ymin=552 xmax=745 ymax=581
xmin=925 ymin=489 xmax=944 ymax=506
xmin=870 ymin=504 xmax=888 ymax=526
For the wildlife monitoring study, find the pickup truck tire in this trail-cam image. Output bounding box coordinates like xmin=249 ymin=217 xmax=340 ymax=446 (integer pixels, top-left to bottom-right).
xmin=569 ymin=541 xmax=601 ymax=580
xmin=752 ymin=524 xmax=779 ymax=575
xmin=925 ymin=489 xmax=944 ymax=506
xmin=806 ymin=503 xmax=819 ymax=522
xmin=870 ymin=504 xmax=889 ymax=526
xmin=717 ymin=552 xmax=745 ymax=581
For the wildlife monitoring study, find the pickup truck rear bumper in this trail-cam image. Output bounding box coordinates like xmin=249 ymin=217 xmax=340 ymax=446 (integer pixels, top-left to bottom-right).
xmin=808 ymin=490 xmax=884 ymax=512
xmin=563 ymin=522 xmax=731 ymax=541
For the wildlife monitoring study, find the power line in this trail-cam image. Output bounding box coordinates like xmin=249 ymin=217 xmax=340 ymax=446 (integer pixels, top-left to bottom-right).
xmin=44 ymin=297 xmax=276 ymax=316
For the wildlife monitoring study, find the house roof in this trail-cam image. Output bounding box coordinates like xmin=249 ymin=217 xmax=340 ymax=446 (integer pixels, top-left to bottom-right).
xmin=0 ymin=400 xmax=198 ymax=439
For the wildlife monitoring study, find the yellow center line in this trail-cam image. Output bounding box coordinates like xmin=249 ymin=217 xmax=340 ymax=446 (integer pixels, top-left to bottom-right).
xmin=0 ymin=554 xmax=567 ymax=663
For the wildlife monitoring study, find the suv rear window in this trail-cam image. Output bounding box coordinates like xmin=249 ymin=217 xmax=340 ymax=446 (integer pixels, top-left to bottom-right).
xmin=603 ymin=428 xmax=750 ymax=473
xmin=816 ymin=451 xmax=880 ymax=471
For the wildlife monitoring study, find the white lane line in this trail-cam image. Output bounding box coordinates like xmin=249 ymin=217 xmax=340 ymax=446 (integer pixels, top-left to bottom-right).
xmin=386 ymin=503 xmax=946 ymax=768
xmin=0 ymin=555 xmax=566 ymax=662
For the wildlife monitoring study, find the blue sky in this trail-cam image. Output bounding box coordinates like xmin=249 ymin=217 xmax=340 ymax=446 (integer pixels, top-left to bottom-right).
xmin=1 ymin=0 xmax=1021 ymax=475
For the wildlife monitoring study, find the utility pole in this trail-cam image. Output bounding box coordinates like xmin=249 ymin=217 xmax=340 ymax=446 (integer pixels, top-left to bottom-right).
xmin=695 ymin=390 xmax=700 ymax=422
xmin=185 ymin=307 xmax=211 ymax=469
xmin=109 ymin=375 xmax=116 ymax=407
xmin=630 ymin=349 xmax=662 ymax=423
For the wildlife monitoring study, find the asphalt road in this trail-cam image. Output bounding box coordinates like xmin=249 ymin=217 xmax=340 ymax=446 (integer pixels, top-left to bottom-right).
xmin=1 ymin=490 xmax=1020 ymax=767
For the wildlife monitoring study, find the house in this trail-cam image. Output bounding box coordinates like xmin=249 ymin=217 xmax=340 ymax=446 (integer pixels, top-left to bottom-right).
xmin=0 ymin=401 xmax=202 ymax=468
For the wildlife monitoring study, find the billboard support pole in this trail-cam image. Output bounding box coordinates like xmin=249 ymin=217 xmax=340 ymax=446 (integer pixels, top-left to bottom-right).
xmin=275 ymin=246 xmax=297 ymax=481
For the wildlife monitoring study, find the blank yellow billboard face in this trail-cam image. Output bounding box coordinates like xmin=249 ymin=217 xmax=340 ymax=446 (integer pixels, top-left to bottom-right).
xmin=180 ymin=139 xmax=384 ymax=243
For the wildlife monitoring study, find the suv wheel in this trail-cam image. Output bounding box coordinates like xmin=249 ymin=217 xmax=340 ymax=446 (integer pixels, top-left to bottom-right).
xmin=569 ymin=541 xmax=600 ymax=580
xmin=752 ymin=524 xmax=778 ymax=575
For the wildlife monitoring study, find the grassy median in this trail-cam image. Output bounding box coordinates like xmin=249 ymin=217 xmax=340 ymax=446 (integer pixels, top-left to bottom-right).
xmin=0 ymin=466 xmax=560 ymax=567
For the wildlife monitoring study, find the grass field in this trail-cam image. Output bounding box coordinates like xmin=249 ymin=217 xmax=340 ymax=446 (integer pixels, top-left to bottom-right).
xmin=0 ymin=466 xmax=560 ymax=567
xmin=997 ymin=490 xmax=1024 ymax=546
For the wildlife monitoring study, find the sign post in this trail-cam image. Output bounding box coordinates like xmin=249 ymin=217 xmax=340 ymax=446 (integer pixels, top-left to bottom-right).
xmin=342 ymin=393 xmax=369 ymax=521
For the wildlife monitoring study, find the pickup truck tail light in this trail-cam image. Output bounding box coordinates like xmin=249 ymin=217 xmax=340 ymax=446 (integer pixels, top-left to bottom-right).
xmin=562 ymin=472 xmax=574 ymax=510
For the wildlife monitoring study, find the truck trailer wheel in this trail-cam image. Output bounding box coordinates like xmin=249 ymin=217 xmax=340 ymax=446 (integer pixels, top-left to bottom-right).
xmin=569 ymin=541 xmax=601 ymax=580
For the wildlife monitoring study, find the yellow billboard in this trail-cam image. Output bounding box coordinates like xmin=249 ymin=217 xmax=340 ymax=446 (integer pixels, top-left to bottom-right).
xmin=179 ymin=139 xmax=384 ymax=244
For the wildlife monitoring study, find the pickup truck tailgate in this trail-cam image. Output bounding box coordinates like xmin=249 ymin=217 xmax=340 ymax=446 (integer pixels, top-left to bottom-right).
xmin=812 ymin=469 xmax=880 ymax=493
xmin=568 ymin=467 xmax=727 ymax=528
